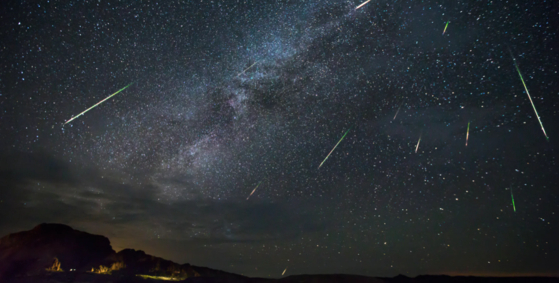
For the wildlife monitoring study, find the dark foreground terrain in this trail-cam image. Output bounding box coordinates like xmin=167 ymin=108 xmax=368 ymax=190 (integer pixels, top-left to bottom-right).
xmin=1 ymin=224 xmax=558 ymax=283
xmin=6 ymin=272 xmax=559 ymax=283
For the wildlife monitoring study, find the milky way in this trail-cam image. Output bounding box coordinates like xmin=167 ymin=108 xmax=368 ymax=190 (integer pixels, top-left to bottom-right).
xmin=1 ymin=0 xmax=558 ymax=278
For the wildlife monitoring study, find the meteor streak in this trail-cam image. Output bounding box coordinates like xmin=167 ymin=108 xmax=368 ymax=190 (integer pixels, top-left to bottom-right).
xmin=393 ymin=102 xmax=404 ymax=120
xmin=355 ymin=0 xmax=371 ymax=10
xmin=415 ymin=135 xmax=421 ymax=153
xmin=246 ymin=181 xmax=263 ymax=200
xmin=236 ymin=61 xmax=259 ymax=77
xmin=319 ymin=127 xmax=352 ymax=168
xmin=510 ymin=187 xmax=516 ymax=212
xmin=466 ymin=122 xmax=470 ymax=146
xmin=509 ymin=50 xmax=549 ymax=140
xmin=282 ymin=268 xmax=287 ymax=276
xmin=64 ymin=83 xmax=133 ymax=125
xmin=442 ymin=21 xmax=449 ymax=35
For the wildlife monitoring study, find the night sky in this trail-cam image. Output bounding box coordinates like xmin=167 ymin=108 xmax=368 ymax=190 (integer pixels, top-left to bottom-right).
xmin=1 ymin=0 xmax=558 ymax=278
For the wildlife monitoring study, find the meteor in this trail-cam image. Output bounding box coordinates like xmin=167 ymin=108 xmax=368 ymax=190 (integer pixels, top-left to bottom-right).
xmin=246 ymin=181 xmax=263 ymax=200
xmin=509 ymin=50 xmax=549 ymax=140
xmin=64 ymin=83 xmax=133 ymax=125
xmin=510 ymin=187 xmax=516 ymax=212
xmin=393 ymin=101 xmax=405 ymax=120
xmin=442 ymin=21 xmax=449 ymax=35
xmin=319 ymin=127 xmax=352 ymax=168
xmin=236 ymin=61 xmax=259 ymax=77
xmin=282 ymin=268 xmax=287 ymax=276
xmin=465 ymin=122 xmax=470 ymax=146
xmin=415 ymin=135 xmax=421 ymax=153
xmin=355 ymin=0 xmax=371 ymax=10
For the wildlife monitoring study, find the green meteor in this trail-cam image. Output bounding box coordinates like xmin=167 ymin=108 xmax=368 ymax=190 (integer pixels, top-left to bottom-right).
xmin=510 ymin=188 xmax=516 ymax=212
xmin=509 ymin=51 xmax=549 ymax=140
xmin=318 ymin=127 xmax=352 ymax=169
xmin=64 ymin=83 xmax=134 ymax=125
xmin=442 ymin=21 xmax=449 ymax=35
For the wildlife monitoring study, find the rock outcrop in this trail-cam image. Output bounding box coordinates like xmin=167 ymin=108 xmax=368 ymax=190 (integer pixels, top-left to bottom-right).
xmin=0 ymin=223 xmax=115 ymax=280
xmin=0 ymin=223 xmax=244 ymax=281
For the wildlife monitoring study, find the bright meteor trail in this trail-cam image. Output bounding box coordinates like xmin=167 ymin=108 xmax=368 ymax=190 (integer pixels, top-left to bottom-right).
xmin=509 ymin=51 xmax=549 ymax=140
xmin=246 ymin=181 xmax=263 ymax=200
xmin=442 ymin=21 xmax=449 ymax=35
xmin=355 ymin=0 xmax=372 ymax=10
xmin=318 ymin=127 xmax=352 ymax=168
xmin=466 ymin=122 xmax=470 ymax=146
xmin=510 ymin=187 xmax=516 ymax=212
xmin=415 ymin=135 xmax=421 ymax=153
xmin=64 ymin=83 xmax=133 ymax=125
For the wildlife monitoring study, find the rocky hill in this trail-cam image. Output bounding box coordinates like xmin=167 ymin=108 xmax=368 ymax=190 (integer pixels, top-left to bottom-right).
xmin=0 ymin=223 xmax=114 ymax=279
xmin=0 ymin=223 xmax=242 ymax=281
xmin=1 ymin=224 xmax=558 ymax=283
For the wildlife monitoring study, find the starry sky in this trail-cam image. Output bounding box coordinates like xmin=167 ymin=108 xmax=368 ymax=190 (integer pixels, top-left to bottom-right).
xmin=1 ymin=0 xmax=558 ymax=279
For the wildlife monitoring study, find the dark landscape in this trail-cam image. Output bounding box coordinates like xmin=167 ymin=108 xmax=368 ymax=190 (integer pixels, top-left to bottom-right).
xmin=1 ymin=224 xmax=557 ymax=283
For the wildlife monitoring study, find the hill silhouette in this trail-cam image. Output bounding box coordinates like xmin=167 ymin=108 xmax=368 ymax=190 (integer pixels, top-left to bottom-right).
xmin=0 ymin=223 xmax=243 ymax=282
xmin=1 ymin=224 xmax=558 ymax=283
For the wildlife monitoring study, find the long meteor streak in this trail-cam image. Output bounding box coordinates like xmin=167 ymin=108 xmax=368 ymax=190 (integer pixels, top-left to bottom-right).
xmin=442 ymin=21 xmax=449 ymax=35
xmin=509 ymin=51 xmax=549 ymax=140
xmin=236 ymin=61 xmax=259 ymax=77
xmin=282 ymin=268 xmax=287 ymax=276
xmin=510 ymin=188 xmax=516 ymax=212
xmin=319 ymin=127 xmax=352 ymax=168
xmin=64 ymin=83 xmax=133 ymax=125
xmin=355 ymin=0 xmax=372 ymax=10
xmin=247 ymin=181 xmax=263 ymax=200
xmin=415 ymin=136 xmax=421 ymax=153
xmin=466 ymin=122 xmax=470 ymax=146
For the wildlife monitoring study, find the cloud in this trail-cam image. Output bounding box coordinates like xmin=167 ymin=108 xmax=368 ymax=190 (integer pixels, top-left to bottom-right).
xmin=0 ymin=151 xmax=329 ymax=248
